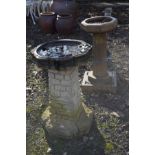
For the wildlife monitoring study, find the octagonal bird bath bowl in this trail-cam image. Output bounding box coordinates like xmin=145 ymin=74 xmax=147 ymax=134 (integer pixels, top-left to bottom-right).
xmin=31 ymin=39 xmax=93 ymax=139
xmin=80 ymin=16 xmax=118 ymax=92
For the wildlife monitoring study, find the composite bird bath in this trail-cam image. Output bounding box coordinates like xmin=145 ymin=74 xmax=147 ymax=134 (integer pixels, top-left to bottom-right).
xmin=80 ymin=16 xmax=118 ymax=92
xmin=31 ymin=39 xmax=93 ymax=139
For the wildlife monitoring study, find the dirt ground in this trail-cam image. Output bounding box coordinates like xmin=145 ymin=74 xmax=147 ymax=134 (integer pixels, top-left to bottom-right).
xmin=26 ymin=6 xmax=129 ymax=155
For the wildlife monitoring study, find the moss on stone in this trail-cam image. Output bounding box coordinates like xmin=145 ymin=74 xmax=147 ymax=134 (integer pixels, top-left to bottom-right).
xmin=105 ymin=142 xmax=114 ymax=152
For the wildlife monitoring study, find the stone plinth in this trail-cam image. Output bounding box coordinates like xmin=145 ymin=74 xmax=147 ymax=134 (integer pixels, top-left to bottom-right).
xmin=41 ymin=66 xmax=93 ymax=139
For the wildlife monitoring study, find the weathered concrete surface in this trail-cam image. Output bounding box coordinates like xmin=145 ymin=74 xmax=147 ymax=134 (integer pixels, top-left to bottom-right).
xmin=42 ymin=102 xmax=93 ymax=138
xmin=41 ymin=66 xmax=93 ymax=139
xmin=80 ymin=16 xmax=117 ymax=92
xmin=81 ymin=70 xmax=117 ymax=93
xmin=92 ymin=33 xmax=108 ymax=77
xmin=81 ymin=33 xmax=117 ymax=92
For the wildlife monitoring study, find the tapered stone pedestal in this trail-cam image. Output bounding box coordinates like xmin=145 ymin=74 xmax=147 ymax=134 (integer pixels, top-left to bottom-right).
xmin=80 ymin=16 xmax=117 ymax=92
xmin=41 ymin=66 xmax=93 ymax=139
xmin=81 ymin=33 xmax=117 ymax=92
xmin=92 ymin=33 xmax=108 ymax=77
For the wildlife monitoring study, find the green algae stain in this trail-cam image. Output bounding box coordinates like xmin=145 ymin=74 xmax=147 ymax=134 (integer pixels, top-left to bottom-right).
xmin=105 ymin=142 xmax=114 ymax=152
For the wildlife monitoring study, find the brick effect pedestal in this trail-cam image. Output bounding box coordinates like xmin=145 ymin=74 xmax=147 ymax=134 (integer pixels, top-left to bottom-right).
xmin=41 ymin=66 xmax=93 ymax=139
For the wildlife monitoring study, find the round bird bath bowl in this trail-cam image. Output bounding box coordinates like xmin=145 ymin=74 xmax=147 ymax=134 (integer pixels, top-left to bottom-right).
xmin=80 ymin=16 xmax=117 ymax=92
xmin=31 ymin=39 xmax=93 ymax=139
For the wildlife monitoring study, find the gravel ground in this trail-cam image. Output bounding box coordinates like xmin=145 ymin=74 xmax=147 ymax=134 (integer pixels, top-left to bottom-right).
xmin=26 ymin=8 xmax=129 ymax=155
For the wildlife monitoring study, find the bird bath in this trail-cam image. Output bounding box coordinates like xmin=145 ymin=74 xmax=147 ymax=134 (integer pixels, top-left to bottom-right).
xmin=80 ymin=16 xmax=117 ymax=92
xmin=31 ymin=39 xmax=93 ymax=139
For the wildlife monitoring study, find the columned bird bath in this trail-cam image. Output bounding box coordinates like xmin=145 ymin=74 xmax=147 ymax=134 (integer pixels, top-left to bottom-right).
xmin=80 ymin=16 xmax=118 ymax=92
xmin=31 ymin=39 xmax=93 ymax=139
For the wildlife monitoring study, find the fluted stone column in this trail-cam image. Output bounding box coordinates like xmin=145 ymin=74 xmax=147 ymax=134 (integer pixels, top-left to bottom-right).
xmin=41 ymin=66 xmax=93 ymax=139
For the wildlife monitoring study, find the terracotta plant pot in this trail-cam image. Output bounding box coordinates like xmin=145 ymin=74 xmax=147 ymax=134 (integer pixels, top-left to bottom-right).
xmin=55 ymin=14 xmax=75 ymax=34
xmin=38 ymin=12 xmax=56 ymax=33
xmin=51 ymin=0 xmax=78 ymax=17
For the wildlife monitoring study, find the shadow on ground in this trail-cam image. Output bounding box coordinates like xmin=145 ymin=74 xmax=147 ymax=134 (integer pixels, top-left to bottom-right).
xmin=44 ymin=120 xmax=105 ymax=155
xmin=81 ymin=78 xmax=129 ymax=121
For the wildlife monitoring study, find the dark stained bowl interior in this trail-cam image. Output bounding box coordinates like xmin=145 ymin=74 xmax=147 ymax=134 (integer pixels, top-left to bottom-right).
xmin=86 ymin=17 xmax=112 ymax=24
xmin=32 ymin=39 xmax=92 ymax=62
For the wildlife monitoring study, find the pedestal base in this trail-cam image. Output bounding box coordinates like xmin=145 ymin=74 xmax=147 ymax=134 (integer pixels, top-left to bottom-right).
xmin=81 ymin=70 xmax=117 ymax=93
xmin=41 ymin=102 xmax=93 ymax=139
